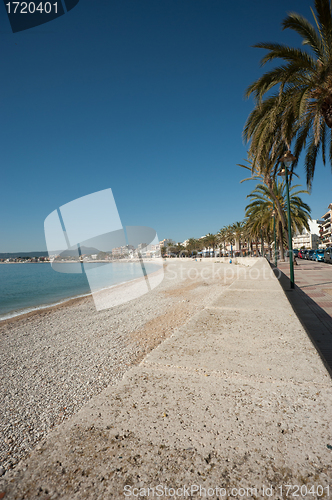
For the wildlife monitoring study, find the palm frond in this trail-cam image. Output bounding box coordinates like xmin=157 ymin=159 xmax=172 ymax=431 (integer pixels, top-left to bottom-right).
xmin=314 ymin=0 xmax=332 ymax=56
xmin=282 ymin=12 xmax=324 ymax=58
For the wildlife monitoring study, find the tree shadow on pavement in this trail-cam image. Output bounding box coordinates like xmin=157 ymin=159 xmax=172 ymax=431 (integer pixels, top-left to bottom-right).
xmin=270 ymin=264 xmax=332 ymax=379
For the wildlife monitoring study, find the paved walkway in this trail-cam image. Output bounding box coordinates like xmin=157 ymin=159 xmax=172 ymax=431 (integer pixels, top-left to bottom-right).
xmin=276 ymin=258 xmax=332 ymax=375
xmin=1 ymin=258 xmax=332 ymax=499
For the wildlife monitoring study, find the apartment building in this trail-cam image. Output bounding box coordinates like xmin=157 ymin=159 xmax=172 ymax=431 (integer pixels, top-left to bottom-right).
xmin=112 ymin=245 xmax=134 ymax=257
xmin=292 ymin=219 xmax=320 ymax=249
xmin=318 ymin=205 xmax=332 ymax=248
xmin=159 ymin=239 xmax=175 ymax=248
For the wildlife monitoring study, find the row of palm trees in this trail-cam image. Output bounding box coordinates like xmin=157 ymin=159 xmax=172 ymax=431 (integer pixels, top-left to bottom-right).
xmin=244 ymin=180 xmax=311 ymax=260
xmin=161 ymin=230 xmax=236 ymax=259
xmin=162 ymin=175 xmax=311 ymax=259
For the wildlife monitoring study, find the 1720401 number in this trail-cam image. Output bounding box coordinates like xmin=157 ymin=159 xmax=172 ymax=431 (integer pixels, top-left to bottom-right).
xmin=5 ymin=2 xmax=58 ymax=14
xmin=278 ymin=484 xmax=330 ymax=497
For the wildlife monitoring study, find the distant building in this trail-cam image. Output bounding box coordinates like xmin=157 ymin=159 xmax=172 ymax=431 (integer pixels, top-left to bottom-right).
xmin=318 ymin=204 xmax=332 ymax=248
xmin=292 ymin=219 xmax=320 ymax=249
xmin=150 ymin=244 xmax=160 ymax=252
xmin=111 ymin=247 xmax=122 ymax=257
xmin=159 ymin=238 xmax=175 ymax=248
xmin=137 ymin=243 xmax=148 ymax=251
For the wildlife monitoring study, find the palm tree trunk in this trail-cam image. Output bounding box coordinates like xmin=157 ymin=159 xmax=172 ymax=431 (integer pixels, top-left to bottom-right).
xmin=267 ymin=233 xmax=271 ymax=260
xmin=322 ymin=96 xmax=332 ymax=128
xmin=278 ymin=220 xmax=285 ymax=261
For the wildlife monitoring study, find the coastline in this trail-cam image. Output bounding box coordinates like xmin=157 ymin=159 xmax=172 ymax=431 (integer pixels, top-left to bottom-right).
xmin=0 ymin=260 xmax=164 ymax=324
xmin=0 ymin=260 xmax=235 ymax=473
xmin=0 ymin=260 xmax=157 ymax=264
xmin=0 ymin=294 xmax=91 ymax=326
xmin=0 ymin=257 xmax=255 ymax=323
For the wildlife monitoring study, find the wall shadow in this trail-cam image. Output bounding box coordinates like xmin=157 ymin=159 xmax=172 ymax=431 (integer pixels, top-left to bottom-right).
xmin=270 ymin=263 xmax=332 ymax=379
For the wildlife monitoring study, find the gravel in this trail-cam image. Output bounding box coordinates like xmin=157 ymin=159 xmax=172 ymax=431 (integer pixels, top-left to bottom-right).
xmin=0 ymin=260 xmax=232 ymax=474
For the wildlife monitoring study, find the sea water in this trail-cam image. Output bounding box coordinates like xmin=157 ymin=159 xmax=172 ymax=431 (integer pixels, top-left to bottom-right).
xmin=0 ymin=262 xmax=159 ymax=321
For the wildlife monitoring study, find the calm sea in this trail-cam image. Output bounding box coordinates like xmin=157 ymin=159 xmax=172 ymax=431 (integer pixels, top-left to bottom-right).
xmin=0 ymin=262 xmax=158 ymax=321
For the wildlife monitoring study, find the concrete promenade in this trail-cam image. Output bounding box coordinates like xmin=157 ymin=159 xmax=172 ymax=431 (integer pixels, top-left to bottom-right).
xmin=276 ymin=258 xmax=332 ymax=376
xmin=1 ymin=258 xmax=332 ymax=499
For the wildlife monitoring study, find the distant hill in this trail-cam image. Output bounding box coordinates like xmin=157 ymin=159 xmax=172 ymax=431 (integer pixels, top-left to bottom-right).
xmin=0 ymin=246 xmax=101 ymax=259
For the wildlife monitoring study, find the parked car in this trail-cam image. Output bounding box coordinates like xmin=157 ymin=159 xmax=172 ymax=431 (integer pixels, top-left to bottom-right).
xmin=324 ymin=247 xmax=332 ymax=263
xmin=293 ymin=249 xmax=299 ymax=258
xmin=308 ymin=249 xmax=316 ymax=260
xmin=302 ymin=249 xmax=309 ymax=259
xmin=298 ymin=249 xmax=305 ymax=259
xmin=314 ymin=249 xmax=325 ymax=262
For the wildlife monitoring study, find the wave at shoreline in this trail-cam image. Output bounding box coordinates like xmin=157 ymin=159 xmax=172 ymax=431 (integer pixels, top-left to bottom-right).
xmin=0 ymin=292 xmax=93 ymax=323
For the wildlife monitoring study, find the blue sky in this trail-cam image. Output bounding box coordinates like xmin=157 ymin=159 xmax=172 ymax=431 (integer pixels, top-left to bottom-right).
xmin=1 ymin=0 xmax=332 ymax=252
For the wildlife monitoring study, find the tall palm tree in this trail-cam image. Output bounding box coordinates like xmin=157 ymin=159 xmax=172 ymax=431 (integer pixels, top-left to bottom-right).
xmin=239 ymin=156 xmax=289 ymax=231
xmin=244 ymin=0 xmax=332 ymax=187
xmin=176 ymin=243 xmax=187 ymax=257
xmin=245 ymin=181 xmax=311 ymax=260
xmin=231 ymin=221 xmax=245 ymax=255
xmin=217 ymin=227 xmax=228 ymax=257
xmin=186 ymin=238 xmax=199 ymax=256
xmin=225 ymin=224 xmax=236 ymax=258
xmin=244 ymin=215 xmax=269 ymax=257
xmin=203 ymin=233 xmax=218 ymax=257
xmin=241 ymin=221 xmax=254 ymax=256
xmin=164 ymin=242 xmax=178 ymax=257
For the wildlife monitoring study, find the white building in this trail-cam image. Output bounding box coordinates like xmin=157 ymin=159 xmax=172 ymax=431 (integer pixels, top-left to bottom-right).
xmin=318 ymin=203 xmax=332 ymax=248
xmin=292 ymin=219 xmax=320 ymax=250
xmin=159 ymin=238 xmax=175 ymax=248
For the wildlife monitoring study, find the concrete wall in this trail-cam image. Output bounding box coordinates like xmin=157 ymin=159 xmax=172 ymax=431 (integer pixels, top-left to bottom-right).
xmin=164 ymin=256 xmax=259 ymax=266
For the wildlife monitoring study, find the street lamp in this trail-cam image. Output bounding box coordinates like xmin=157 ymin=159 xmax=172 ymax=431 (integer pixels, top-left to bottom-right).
xmin=278 ymin=150 xmax=296 ymax=289
xmin=272 ymin=204 xmax=277 ymax=267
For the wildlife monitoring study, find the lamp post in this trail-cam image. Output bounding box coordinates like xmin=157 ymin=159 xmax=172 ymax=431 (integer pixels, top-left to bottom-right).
xmin=278 ymin=150 xmax=296 ymax=289
xmin=272 ymin=203 xmax=277 ymax=266
xmin=260 ymin=229 xmax=264 ymax=257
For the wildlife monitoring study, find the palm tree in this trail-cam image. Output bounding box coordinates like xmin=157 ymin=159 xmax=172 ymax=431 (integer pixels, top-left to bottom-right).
xmin=203 ymin=233 xmax=218 ymax=257
xmin=245 ymin=181 xmax=311 ymax=260
xmin=217 ymin=227 xmax=228 ymax=257
xmin=231 ymin=221 xmax=245 ymax=256
xmin=185 ymin=238 xmax=200 ymax=256
xmin=244 ymin=0 xmax=332 ymax=187
xmin=244 ymin=215 xmax=267 ymax=257
xmin=239 ymin=156 xmax=289 ymax=231
xmin=241 ymin=221 xmax=253 ymax=256
xmin=176 ymin=243 xmax=188 ymax=257
xmin=163 ymin=242 xmax=176 ymax=257
xmin=224 ymin=224 xmax=236 ymax=258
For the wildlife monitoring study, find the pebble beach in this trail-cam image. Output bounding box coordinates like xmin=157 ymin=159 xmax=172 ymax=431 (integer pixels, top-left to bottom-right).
xmin=0 ymin=259 xmax=233 ymax=475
